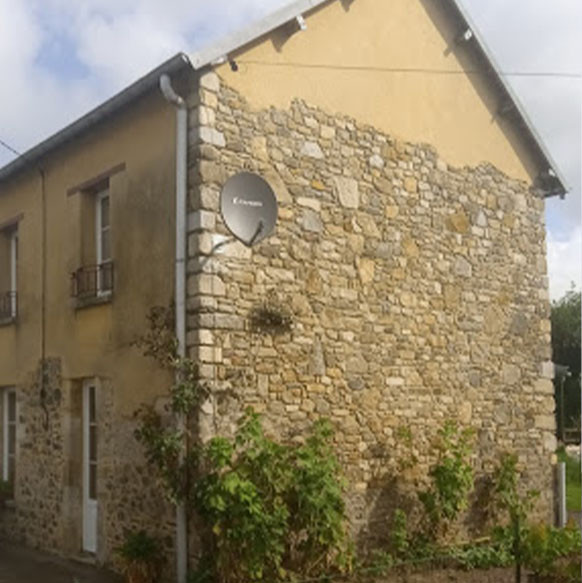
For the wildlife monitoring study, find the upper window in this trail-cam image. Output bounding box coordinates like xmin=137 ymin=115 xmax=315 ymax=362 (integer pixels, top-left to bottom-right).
xmin=71 ymin=183 xmax=114 ymax=302
xmin=95 ymin=188 xmax=112 ymax=295
xmin=0 ymin=224 xmax=18 ymax=321
xmin=1 ymin=387 xmax=17 ymax=495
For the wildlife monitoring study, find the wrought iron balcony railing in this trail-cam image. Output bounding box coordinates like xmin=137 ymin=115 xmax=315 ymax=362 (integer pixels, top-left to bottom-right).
xmin=0 ymin=291 xmax=17 ymax=321
xmin=71 ymin=262 xmax=114 ymax=299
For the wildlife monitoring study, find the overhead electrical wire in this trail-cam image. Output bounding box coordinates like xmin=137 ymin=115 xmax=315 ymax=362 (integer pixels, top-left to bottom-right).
xmin=236 ymin=59 xmax=582 ymax=78
xmin=0 ymin=138 xmax=22 ymax=158
xmin=1 ymin=62 xmax=579 ymax=163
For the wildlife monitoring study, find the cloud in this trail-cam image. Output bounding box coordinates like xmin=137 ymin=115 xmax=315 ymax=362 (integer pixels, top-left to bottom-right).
xmin=0 ymin=0 xmax=291 ymax=169
xmin=547 ymin=226 xmax=582 ymax=300
xmin=2 ymin=0 xmax=580 ymax=305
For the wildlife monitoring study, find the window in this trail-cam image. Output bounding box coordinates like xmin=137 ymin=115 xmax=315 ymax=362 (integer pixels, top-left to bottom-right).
xmin=0 ymin=224 xmax=18 ymax=321
xmin=71 ymin=184 xmax=114 ymax=301
xmin=1 ymin=388 xmax=17 ymax=493
xmin=95 ymin=189 xmax=112 ymax=295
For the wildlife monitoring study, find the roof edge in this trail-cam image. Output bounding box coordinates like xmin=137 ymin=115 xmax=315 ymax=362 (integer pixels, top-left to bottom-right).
xmin=189 ymin=0 xmax=331 ymax=69
xmin=0 ymin=53 xmax=191 ymax=184
xmin=448 ymin=0 xmax=568 ymax=197
xmin=0 ymin=0 xmax=568 ymax=198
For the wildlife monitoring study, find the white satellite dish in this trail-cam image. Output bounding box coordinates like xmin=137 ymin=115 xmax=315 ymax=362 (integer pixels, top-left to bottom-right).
xmin=220 ymin=172 xmax=278 ymax=246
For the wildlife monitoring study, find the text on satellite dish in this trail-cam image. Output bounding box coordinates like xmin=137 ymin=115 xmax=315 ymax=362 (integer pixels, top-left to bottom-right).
xmin=233 ymin=197 xmax=263 ymax=207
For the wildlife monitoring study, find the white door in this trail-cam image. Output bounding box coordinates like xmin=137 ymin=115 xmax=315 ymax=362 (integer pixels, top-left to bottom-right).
xmin=82 ymin=380 xmax=98 ymax=553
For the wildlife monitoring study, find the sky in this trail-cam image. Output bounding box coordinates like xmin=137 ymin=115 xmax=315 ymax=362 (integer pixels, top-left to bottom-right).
xmin=0 ymin=0 xmax=580 ymax=300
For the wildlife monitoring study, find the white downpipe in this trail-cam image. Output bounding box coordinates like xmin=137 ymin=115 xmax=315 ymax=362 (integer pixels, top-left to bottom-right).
xmin=160 ymin=73 xmax=188 ymax=583
xmin=557 ymin=461 xmax=567 ymax=528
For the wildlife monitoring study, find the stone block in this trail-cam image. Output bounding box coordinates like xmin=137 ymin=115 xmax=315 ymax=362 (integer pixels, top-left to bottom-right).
xmin=214 ymin=313 xmax=244 ymax=330
xmin=458 ymin=402 xmax=472 ymax=424
xmin=191 ymin=126 xmax=226 ymax=148
xmin=386 ymin=377 xmax=404 ymax=386
xmin=297 ymin=197 xmax=321 ymax=211
xmin=199 ymin=71 xmax=220 ymax=92
xmin=320 ymin=125 xmax=335 ymax=139
xmin=534 ymin=379 xmax=554 ymax=394
xmin=374 ymin=177 xmax=393 ymax=194
xmin=302 ymin=209 xmax=323 ymax=233
xmin=197 ymin=105 xmax=216 ymax=127
xmin=194 ymin=185 xmax=220 ymax=211
xmin=454 ymin=256 xmax=472 ymax=277
xmin=200 ymin=89 xmax=218 ymax=108
xmin=402 ymin=236 xmax=419 ymax=257
xmin=356 ymin=214 xmax=381 ymax=238
xmin=216 ymin=240 xmax=252 ymax=259
xmin=534 ymin=415 xmax=555 ymax=431
xmin=475 ymin=210 xmax=488 ymax=227
xmin=540 ymin=361 xmax=554 ymax=379
xmin=447 ymin=211 xmax=470 ymax=234
xmin=251 ymin=136 xmax=268 ymax=161
xmin=197 ymin=346 xmax=223 ymax=363
xmin=385 ymin=205 xmax=399 ymax=219
xmin=300 ymin=141 xmax=324 ymax=159
xmin=188 ymin=232 xmax=213 ymax=255
xmin=356 ymin=257 xmax=375 ymax=284
xmin=198 ymin=161 xmax=227 ymax=185
xmin=403 ymin=177 xmax=417 ymax=193
xmin=346 ymin=354 xmax=368 ymax=374
xmin=188 ymin=274 xmax=226 ymax=296
xmin=306 ymin=269 xmax=323 ymax=294
xmin=509 ymin=312 xmax=529 ymax=336
xmin=264 ymin=170 xmax=292 ymax=205
xmin=502 ymin=364 xmax=521 ymax=385
xmin=186 ymin=329 xmax=213 ymax=346
xmin=188 ymin=210 xmax=216 ymax=232
xmin=333 ymin=176 xmax=359 ymax=208
xmin=369 ymin=154 xmax=384 ymax=169
xmin=187 ymin=295 xmax=217 ymax=312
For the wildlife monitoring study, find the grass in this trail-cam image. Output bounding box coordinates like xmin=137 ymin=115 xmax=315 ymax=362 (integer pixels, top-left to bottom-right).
xmin=557 ymin=447 xmax=582 ymax=513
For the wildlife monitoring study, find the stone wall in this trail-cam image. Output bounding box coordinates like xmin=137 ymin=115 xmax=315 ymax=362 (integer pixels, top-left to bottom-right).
xmin=186 ymin=71 xmax=556 ymax=536
xmin=1 ymin=359 xmax=66 ymax=548
xmin=1 ymin=360 xmax=175 ymax=568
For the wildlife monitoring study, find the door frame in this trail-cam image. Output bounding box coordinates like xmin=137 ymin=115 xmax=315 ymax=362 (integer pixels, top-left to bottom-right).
xmin=82 ymin=378 xmax=98 ymax=554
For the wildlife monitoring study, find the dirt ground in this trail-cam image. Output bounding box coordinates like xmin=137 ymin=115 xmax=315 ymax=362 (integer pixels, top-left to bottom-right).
xmin=0 ymin=542 xmax=121 ymax=583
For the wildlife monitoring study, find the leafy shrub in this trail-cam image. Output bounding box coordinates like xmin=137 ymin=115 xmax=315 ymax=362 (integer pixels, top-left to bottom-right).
xmin=133 ymin=306 xmax=208 ymax=506
xmin=491 ymin=452 xmax=539 ymax=526
xmin=418 ymin=420 xmax=475 ymax=537
xmin=194 ymin=408 xmax=349 ymax=582
xmin=116 ymin=530 xmax=164 ymax=583
xmin=448 ymin=534 xmax=513 ymax=570
xmin=521 ymin=523 xmax=581 ymax=579
xmin=389 ymin=509 xmax=410 ymax=557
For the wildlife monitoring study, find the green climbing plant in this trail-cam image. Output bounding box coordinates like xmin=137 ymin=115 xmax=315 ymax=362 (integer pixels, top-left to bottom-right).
xmin=194 ymin=408 xmax=350 ymax=582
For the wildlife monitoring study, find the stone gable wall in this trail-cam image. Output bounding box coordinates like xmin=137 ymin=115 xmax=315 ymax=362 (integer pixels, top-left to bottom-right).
xmin=186 ymin=72 xmax=556 ymax=536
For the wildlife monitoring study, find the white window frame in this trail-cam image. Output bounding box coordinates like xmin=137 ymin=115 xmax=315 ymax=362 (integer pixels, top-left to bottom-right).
xmin=2 ymin=388 xmax=16 ymax=487
xmin=95 ymin=188 xmax=111 ymax=295
xmin=10 ymin=228 xmax=17 ymax=317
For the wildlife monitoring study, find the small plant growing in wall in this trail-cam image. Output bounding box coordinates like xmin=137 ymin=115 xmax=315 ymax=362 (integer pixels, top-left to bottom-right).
xmin=117 ymin=530 xmax=164 ymax=583
xmin=249 ymin=290 xmax=293 ymax=335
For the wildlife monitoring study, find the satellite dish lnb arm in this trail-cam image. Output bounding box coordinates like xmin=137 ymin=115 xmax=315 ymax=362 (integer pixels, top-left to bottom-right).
xmin=247 ymin=219 xmax=264 ymax=246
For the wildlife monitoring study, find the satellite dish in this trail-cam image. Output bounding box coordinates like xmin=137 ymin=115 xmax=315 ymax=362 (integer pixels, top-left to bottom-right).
xmin=220 ymin=172 xmax=278 ymax=246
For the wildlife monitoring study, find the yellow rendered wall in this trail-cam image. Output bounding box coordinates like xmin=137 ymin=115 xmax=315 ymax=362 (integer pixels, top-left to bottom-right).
xmin=218 ymin=0 xmax=537 ymax=182
xmin=0 ymin=90 xmax=176 ymax=415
